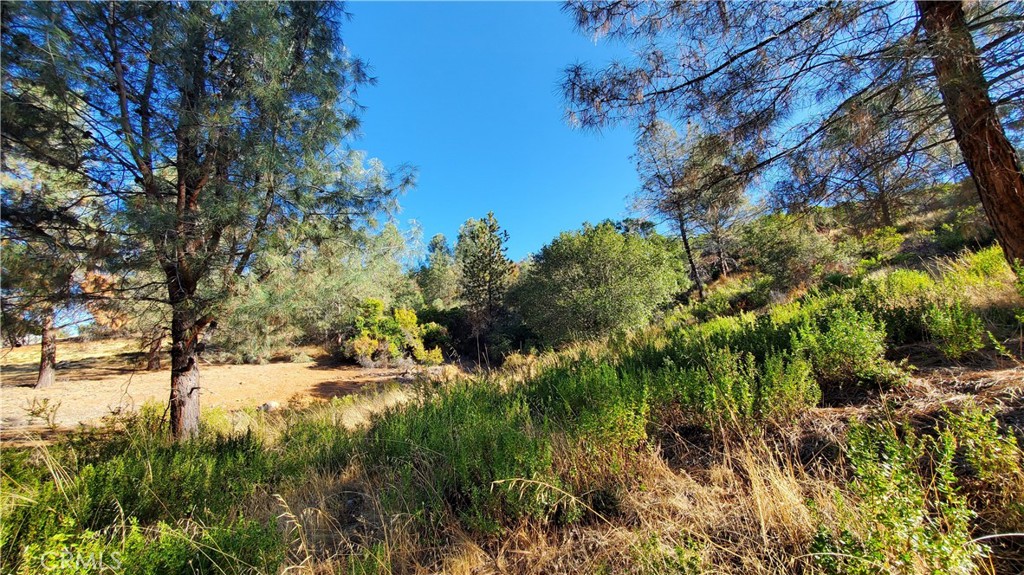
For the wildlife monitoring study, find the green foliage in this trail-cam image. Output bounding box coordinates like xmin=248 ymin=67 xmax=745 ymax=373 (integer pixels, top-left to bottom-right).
xmin=812 ymin=422 xmax=982 ymax=575
xmin=792 ymin=301 xmax=906 ymax=388
xmin=345 ymin=299 xmax=444 ymax=367
xmin=739 ymin=213 xmax=839 ymax=290
xmin=940 ymin=244 xmax=1013 ymax=291
xmin=924 ymin=301 xmax=985 ymax=360
xmin=855 ymin=269 xmax=935 ymax=345
xmin=849 ymin=226 xmax=905 ymax=273
xmin=456 ymin=212 xmax=516 ymax=333
xmin=513 ymin=222 xmax=682 ymax=346
xmin=0 ymin=411 xmax=288 ymax=572
xmin=689 ymin=274 xmax=773 ymax=321
xmin=940 ymin=406 xmax=1024 ymax=531
xmin=17 ymin=516 xmax=283 ymax=575
xmin=936 ymin=205 xmax=994 ymax=252
xmin=650 ymin=294 xmax=905 ymax=392
xmin=217 ymin=225 xmax=421 ymax=363
xmin=526 ymin=358 xmax=650 ymax=447
xmin=630 ymin=533 xmax=702 ymax=575
xmin=414 ymin=234 xmax=461 ymax=310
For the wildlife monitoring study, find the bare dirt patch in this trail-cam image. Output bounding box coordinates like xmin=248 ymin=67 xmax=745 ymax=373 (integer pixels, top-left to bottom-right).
xmin=0 ymin=339 xmax=402 ymax=437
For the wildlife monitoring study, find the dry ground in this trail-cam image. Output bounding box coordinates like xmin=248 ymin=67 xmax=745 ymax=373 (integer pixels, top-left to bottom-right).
xmin=0 ymin=338 xmax=403 ymax=439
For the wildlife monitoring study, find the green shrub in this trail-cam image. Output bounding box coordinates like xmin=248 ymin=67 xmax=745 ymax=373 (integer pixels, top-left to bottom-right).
xmin=849 ymin=226 xmax=905 ymax=273
xmin=936 ymin=205 xmax=993 ymax=253
xmin=924 ymin=301 xmax=985 ymax=360
xmin=861 ymin=226 xmax=905 ymax=260
xmin=940 ymin=245 xmax=1012 ymax=291
xmin=345 ymin=299 xmax=444 ymax=367
xmin=941 ymin=406 xmax=1024 ymax=531
xmin=855 ymin=269 xmax=935 ymax=345
xmin=792 ymin=299 xmax=906 ymax=389
xmin=812 ymin=422 xmax=982 ymax=575
xmin=513 ymin=221 xmax=682 ymax=347
xmin=0 ymin=414 xmax=283 ymax=567
xmin=739 ymin=213 xmax=840 ymax=290
xmin=526 ymin=358 xmax=650 ymax=448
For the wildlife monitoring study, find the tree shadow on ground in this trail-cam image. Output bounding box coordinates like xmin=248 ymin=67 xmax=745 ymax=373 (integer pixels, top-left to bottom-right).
xmin=1 ymin=352 xmax=147 ymax=387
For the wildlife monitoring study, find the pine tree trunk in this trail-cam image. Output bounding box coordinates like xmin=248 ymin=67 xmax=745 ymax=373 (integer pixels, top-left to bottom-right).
xmin=146 ymin=331 xmax=163 ymax=371
xmin=878 ymin=190 xmax=894 ymax=228
xmin=169 ymin=307 xmax=200 ymax=439
xmin=35 ymin=312 xmax=56 ymax=389
xmin=717 ymin=236 xmax=730 ymax=279
xmin=678 ymin=212 xmax=705 ymax=301
xmin=917 ymin=0 xmax=1024 ymax=269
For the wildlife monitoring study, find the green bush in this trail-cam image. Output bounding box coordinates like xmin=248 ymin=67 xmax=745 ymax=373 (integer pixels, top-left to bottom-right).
xmin=848 ymin=226 xmax=905 ymax=273
xmin=924 ymin=301 xmax=985 ymax=360
xmin=812 ymin=421 xmax=982 ymax=575
xmin=17 ymin=517 xmax=284 ymax=575
xmin=513 ymin=222 xmax=683 ymax=347
xmin=689 ymin=274 xmax=774 ymax=321
xmin=739 ymin=213 xmax=840 ymax=290
xmin=791 ymin=299 xmax=906 ymax=389
xmin=941 ymin=405 xmax=1024 ymax=532
xmin=525 ymin=358 xmax=650 ymax=448
xmin=936 ymin=205 xmax=993 ymax=253
xmin=855 ymin=269 xmax=935 ymax=345
xmin=1 ymin=411 xmax=288 ymax=573
xmin=345 ymin=299 xmax=444 ymax=367
xmin=940 ymin=244 xmax=1012 ymax=291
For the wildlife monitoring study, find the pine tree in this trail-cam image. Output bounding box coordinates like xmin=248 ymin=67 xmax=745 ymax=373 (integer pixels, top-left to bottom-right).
xmin=456 ymin=212 xmax=515 ymax=363
xmin=564 ymin=1 xmax=1024 ymax=270
xmin=2 ymin=2 xmax=404 ymax=438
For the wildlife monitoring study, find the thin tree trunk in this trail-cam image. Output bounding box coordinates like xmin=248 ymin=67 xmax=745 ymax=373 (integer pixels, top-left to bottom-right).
xmin=918 ymin=0 xmax=1024 ymax=269
xmin=716 ymin=229 xmax=730 ymax=278
xmin=169 ymin=306 xmax=200 ymax=439
xmin=878 ymin=189 xmax=894 ymax=228
xmin=146 ymin=330 xmax=163 ymax=371
xmin=678 ymin=212 xmax=705 ymax=301
xmin=35 ymin=311 xmax=56 ymax=389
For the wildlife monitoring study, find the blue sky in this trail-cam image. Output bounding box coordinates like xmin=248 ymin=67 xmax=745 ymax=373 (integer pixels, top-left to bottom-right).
xmin=342 ymin=1 xmax=639 ymax=261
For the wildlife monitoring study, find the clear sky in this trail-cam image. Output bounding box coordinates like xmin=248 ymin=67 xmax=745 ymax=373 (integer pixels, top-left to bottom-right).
xmin=342 ymin=1 xmax=639 ymax=261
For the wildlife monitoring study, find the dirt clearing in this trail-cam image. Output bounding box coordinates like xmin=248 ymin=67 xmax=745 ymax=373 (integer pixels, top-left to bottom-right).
xmin=0 ymin=339 xmax=403 ymax=437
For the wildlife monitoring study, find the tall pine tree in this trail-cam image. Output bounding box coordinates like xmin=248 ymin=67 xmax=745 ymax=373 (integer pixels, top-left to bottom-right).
xmin=2 ymin=2 xmax=404 ymax=438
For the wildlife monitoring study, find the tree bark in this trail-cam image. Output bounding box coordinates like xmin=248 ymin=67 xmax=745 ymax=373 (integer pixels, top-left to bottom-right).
xmin=878 ymin=188 xmax=894 ymax=228
xmin=917 ymin=0 xmax=1024 ymax=269
xmin=678 ymin=212 xmax=705 ymax=301
xmin=168 ymin=306 xmax=200 ymax=439
xmin=146 ymin=330 xmax=163 ymax=371
xmin=35 ymin=311 xmax=56 ymax=389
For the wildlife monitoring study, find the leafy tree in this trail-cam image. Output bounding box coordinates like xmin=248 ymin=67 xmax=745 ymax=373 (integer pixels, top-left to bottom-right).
xmin=456 ymin=212 xmax=515 ymax=363
xmin=415 ymin=234 xmax=460 ymax=310
xmin=2 ymin=2 xmax=405 ymax=438
xmin=694 ymin=185 xmax=752 ymax=280
xmin=564 ymin=0 xmax=1024 ymax=270
xmin=513 ymin=222 xmax=682 ymax=346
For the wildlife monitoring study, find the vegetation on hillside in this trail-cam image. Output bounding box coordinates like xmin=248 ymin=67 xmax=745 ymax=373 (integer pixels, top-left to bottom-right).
xmin=2 ymin=240 xmax=1022 ymax=574
xmin=2 ymin=0 xmax=1024 ymax=573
